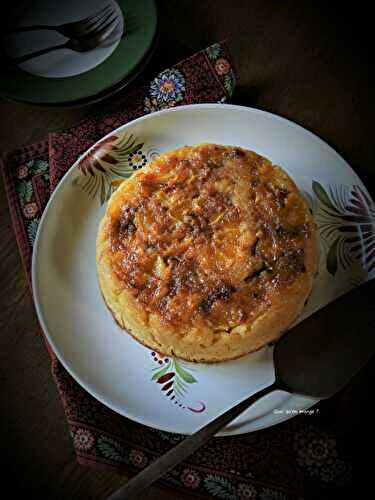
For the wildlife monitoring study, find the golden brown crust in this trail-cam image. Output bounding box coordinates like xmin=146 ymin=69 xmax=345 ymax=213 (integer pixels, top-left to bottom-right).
xmin=96 ymin=144 xmax=318 ymax=362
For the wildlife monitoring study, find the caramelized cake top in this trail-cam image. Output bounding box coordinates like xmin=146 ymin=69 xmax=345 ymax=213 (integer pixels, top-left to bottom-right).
xmin=106 ymin=144 xmax=315 ymax=333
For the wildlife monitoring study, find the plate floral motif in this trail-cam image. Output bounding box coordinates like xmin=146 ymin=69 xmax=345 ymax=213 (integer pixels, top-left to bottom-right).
xmin=127 ymin=149 xmax=148 ymax=170
xmin=312 ymin=181 xmax=375 ymax=277
xmin=72 ymin=133 xmax=159 ymax=204
xmin=150 ymin=352 xmax=206 ymax=413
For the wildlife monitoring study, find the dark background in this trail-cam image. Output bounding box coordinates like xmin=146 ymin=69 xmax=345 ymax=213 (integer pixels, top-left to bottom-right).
xmin=0 ymin=1 xmax=374 ymax=498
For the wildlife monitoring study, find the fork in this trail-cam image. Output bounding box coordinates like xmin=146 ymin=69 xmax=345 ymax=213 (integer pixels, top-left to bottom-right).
xmin=7 ymin=14 xmax=119 ymax=65
xmin=4 ymin=4 xmax=115 ymax=38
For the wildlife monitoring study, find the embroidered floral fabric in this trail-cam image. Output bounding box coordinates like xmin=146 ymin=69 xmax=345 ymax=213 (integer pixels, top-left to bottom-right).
xmin=1 ymin=43 xmax=359 ymax=499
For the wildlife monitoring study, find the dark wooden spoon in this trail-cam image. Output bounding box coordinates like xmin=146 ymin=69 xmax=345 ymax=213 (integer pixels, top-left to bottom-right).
xmin=107 ymin=278 xmax=375 ymax=500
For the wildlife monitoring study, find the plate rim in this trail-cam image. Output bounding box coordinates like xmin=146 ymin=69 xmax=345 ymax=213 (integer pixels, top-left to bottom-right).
xmin=1 ymin=27 xmax=160 ymax=109
xmin=31 ymin=103 xmax=365 ymax=435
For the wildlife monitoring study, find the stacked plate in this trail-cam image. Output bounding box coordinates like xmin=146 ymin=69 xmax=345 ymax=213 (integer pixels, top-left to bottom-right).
xmin=0 ymin=0 xmax=157 ymax=106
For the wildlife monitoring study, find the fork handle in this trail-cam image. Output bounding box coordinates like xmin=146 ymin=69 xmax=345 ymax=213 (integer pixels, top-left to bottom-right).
xmin=8 ymin=42 xmax=67 ymax=64
xmin=107 ymin=381 xmax=279 ymax=500
xmin=5 ymin=25 xmax=59 ymax=35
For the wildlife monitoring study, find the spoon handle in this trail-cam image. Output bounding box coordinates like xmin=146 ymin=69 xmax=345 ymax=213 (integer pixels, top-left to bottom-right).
xmin=107 ymin=380 xmax=280 ymax=500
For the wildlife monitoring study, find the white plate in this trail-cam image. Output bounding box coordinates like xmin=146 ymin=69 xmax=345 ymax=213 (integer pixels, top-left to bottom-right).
xmin=32 ymin=104 xmax=375 ymax=435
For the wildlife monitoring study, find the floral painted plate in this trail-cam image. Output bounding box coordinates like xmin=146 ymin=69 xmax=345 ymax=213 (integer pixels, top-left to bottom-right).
xmin=32 ymin=104 xmax=375 ymax=435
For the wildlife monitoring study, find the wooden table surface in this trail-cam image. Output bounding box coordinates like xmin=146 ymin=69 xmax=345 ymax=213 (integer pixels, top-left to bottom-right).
xmin=0 ymin=1 xmax=373 ymax=498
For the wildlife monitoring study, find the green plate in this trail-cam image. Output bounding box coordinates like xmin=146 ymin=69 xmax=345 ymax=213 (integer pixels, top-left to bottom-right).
xmin=0 ymin=0 xmax=157 ymax=105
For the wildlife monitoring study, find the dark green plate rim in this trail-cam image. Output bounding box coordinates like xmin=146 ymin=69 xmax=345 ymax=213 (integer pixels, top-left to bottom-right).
xmin=3 ymin=28 xmax=160 ymax=108
xmin=0 ymin=0 xmax=157 ymax=105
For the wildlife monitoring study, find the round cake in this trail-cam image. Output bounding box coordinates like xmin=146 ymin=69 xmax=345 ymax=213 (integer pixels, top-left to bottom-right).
xmin=96 ymin=144 xmax=318 ymax=362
